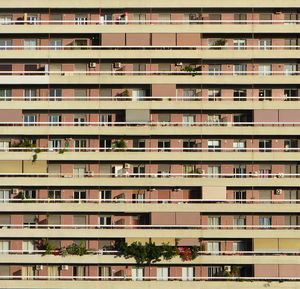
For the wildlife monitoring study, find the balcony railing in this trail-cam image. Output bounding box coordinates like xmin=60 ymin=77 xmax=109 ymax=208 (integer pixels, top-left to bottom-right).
xmin=3 ymin=121 xmax=300 ymax=127
xmin=2 ymin=19 xmax=300 ymax=25
xmin=1 ymin=45 xmax=300 ymax=50
xmin=0 ymin=224 xmax=298 ymax=229
xmin=0 ymin=70 xmax=299 ymax=76
xmin=1 ymin=96 xmax=300 ymax=101
xmin=0 ymin=198 xmax=298 ymax=204
xmin=3 ymin=147 xmax=300 ymax=152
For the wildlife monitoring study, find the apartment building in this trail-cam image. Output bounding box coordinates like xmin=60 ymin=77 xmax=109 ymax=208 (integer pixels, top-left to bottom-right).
xmin=0 ymin=0 xmax=299 ymax=288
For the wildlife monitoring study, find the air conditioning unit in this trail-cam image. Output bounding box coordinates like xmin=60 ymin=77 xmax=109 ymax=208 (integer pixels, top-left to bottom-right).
xmin=35 ymin=265 xmax=43 ymax=271
xmin=275 ymin=189 xmax=283 ymax=195
xmin=12 ymin=188 xmax=19 ymax=194
xmin=85 ymin=171 xmax=94 ymax=177
xmin=176 ymin=62 xmax=183 ymax=66
xmin=124 ymin=163 xmax=130 ymax=169
xmin=89 ymin=62 xmax=97 ymax=68
xmin=114 ymin=62 xmax=121 ymax=68
xmin=224 ymin=265 xmax=231 ymax=272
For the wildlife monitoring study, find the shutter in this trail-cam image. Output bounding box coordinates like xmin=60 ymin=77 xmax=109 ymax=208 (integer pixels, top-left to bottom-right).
xmin=0 ymin=161 xmax=22 ymax=173
xmin=158 ymin=114 xmax=170 ymax=122
xmin=74 ymin=215 xmax=86 ymax=225
xmin=24 ymin=161 xmax=47 ymax=173
xmin=48 ymin=215 xmax=61 ymax=225
xmin=253 ymin=238 xmax=278 ymax=251
xmin=23 ymin=215 xmax=35 ymax=223
xmin=259 ymin=190 xmax=272 ymax=199
xmin=48 ymin=164 xmax=61 ymax=175
xmin=125 ymin=109 xmax=150 ymax=122
xmin=0 ymin=265 xmax=9 ymax=276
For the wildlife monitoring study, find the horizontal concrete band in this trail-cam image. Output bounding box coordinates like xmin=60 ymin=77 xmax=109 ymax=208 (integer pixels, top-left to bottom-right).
xmin=0 ymin=254 xmax=297 ymax=265
xmin=0 ymin=229 xmax=298 ymax=238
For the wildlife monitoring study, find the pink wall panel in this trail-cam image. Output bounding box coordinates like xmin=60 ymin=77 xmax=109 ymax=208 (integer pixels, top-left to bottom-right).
xmin=152 ymin=33 xmax=176 ymax=46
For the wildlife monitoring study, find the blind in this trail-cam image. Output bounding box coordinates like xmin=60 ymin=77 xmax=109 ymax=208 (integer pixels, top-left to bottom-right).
xmin=126 ymin=109 xmax=150 ymax=122
xmin=0 ymin=215 xmax=10 ymax=224
xmin=24 ymin=161 xmax=47 ymax=173
xmin=23 ymin=215 xmax=35 ymax=223
xmin=125 ymin=238 xmax=149 ymax=245
xmin=158 ymin=114 xmax=170 ymax=122
xmin=74 ymin=215 xmax=86 ymax=225
xmin=48 ymin=215 xmax=61 ymax=225
xmin=259 ymin=190 xmax=272 ymax=199
xmin=48 ymin=164 xmax=61 ymax=175
xmin=0 ymin=160 xmax=22 ymax=173
xmin=253 ymin=238 xmax=278 ymax=250
xmin=279 ymin=238 xmax=300 ymax=250
xmin=151 ymin=238 xmax=176 ymax=245
xmin=0 ymin=265 xmax=9 ymax=276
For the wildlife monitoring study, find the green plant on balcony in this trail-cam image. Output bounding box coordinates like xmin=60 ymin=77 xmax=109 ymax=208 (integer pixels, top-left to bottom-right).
xmin=65 ymin=241 xmax=88 ymax=256
xmin=58 ymin=148 xmax=67 ymax=154
xmin=181 ymin=65 xmax=202 ymax=77
xmin=111 ymin=138 xmax=127 ymax=151
xmin=117 ymin=241 xmax=177 ymax=265
xmin=42 ymin=238 xmax=56 ymax=255
xmin=211 ymin=39 xmax=227 ymax=50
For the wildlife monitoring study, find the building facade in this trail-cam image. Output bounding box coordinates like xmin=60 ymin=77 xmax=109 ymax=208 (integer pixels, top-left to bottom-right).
xmin=0 ymin=0 xmax=299 ymax=288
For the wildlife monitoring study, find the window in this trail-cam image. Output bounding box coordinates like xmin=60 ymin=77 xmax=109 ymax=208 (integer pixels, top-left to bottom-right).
xmin=0 ymin=141 xmax=9 ymax=152
xmin=73 ymin=166 xmax=86 ymax=178
xmin=24 ymin=89 xmax=37 ymax=101
xmin=24 ymin=39 xmax=37 ymax=50
xmin=22 ymin=240 xmax=34 ymax=254
xmin=48 ymin=190 xmax=61 ymax=200
xmin=208 ymin=89 xmax=221 ymax=101
xmin=259 ymin=64 xmax=272 ymax=76
xmin=284 ymin=64 xmax=297 ymax=75
xmin=233 ymin=39 xmax=246 ymax=50
xmin=183 ymin=140 xmax=196 ymax=152
xmin=75 ymin=15 xmax=88 ymax=25
xmin=233 ymin=89 xmax=246 ymax=101
xmin=259 ymin=216 xmax=272 ymax=228
xmin=285 ymin=38 xmax=297 ymax=50
xmin=49 ymin=115 xmax=61 ymax=126
xmin=284 ymin=190 xmax=298 ymax=203
xmin=133 ymin=165 xmax=145 ymax=178
xmin=233 ymin=241 xmax=247 ymax=252
xmin=75 ymin=139 xmax=87 ymax=152
xmin=182 ymin=89 xmax=196 ymax=101
xmin=134 ymin=13 xmax=146 ymax=24
xmin=284 ymin=13 xmax=297 ymax=24
xmin=132 ymin=89 xmax=146 ymax=101
xmin=234 ymin=216 xmax=246 ymax=229
xmin=259 ymin=39 xmax=272 ymax=50
xmin=0 ymin=15 xmax=12 ymax=25
xmin=208 ymin=166 xmax=221 ymax=178
xmin=158 ymin=139 xmax=170 ymax=152
xmin=0 ymin=89 xmax=12 ymax=101
xmin=23 ymin=115 xmax=36 ymax=126
xmin=207 ymin=114 xmax=221 ymax=126
xmin=99 ymin=266 xmax=112 ymax=277
xmin=233 ymin=140 xmax=246 ymax=152
xmin=27 ymin=15 xmax=38 ymax=25
xmin=98 ymin=216 xmax=112 ymax=229
xmin=0 ymin=190 xmax=10 ymax=202
xmin=208 ymin=266 xmax=222 ymax=277
xmin=0 ymin=240 xmax=9 ymax=254
xmin=74 ymin=115 xmax=86 ymax=126
xmin=50 ymin=89 xmax=62 ymax=101
xmin=50 ymin=40 xmax=62 ymax=50
xmin=208 ymin=216 xmax=221 ymax=229
xmin=183 ymin=164 xmax=196 ymax=177
xmin=100 ymin=114 xmax=113 ymax=126
xmin=234 ymin=191 xmax=247 ymax=203
xmin=132 ymin=268 xmax=144 ymax=281
xmin=209 ymin=13 xmax=221 ymax=24
xmin=234 ymin=13 xmax=247 ymax=24
xmin=182 ymin=267 xmax=194 ymax=281
xmin=284 ymin=89 xmax=298 ymax=101
xmin=259 ymin=89 xmax=272 ymax=101
xmin=133 ymin=193 xmax=145 ymax=203
xmin=100 ymin=14 xmax=113 ymax=25
xmin=284 ymin=139 xmax=298 ymax=152
xmin=133 ymin=139 xmax=146 ymax=152
xmin=233 ymin=165 xmax=246 ymax=178
xmin=208 ymin=140 xmax=221 ymax=152
xmin=0 ymin=40 xmax=12 ymax=50
xmin=259 ymin=140 xmax=272 ymax=152
xmin=74 ymin=191 xmax=86 ymax=202
xmin=207 ymin=241 xmax=221 ymax=254
xmin=100 ymin=190 xmax=112 ymax=201
xmin=208 ymin=64 xmax=221 ymax=75
xmin=24 ymin=190 xmax=36 ymax=199
xmin=183 ymin=115 xmax=196 ymax=126
xmin=48 ymin=139 xmax=62 ymax=150
xmin=259 ymin=13 xmax=272 ymax=24
xmin=234 ymin=64 xmax=247 ymax=76
xmin=157 ymin=267 xmax=169 ymax=281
